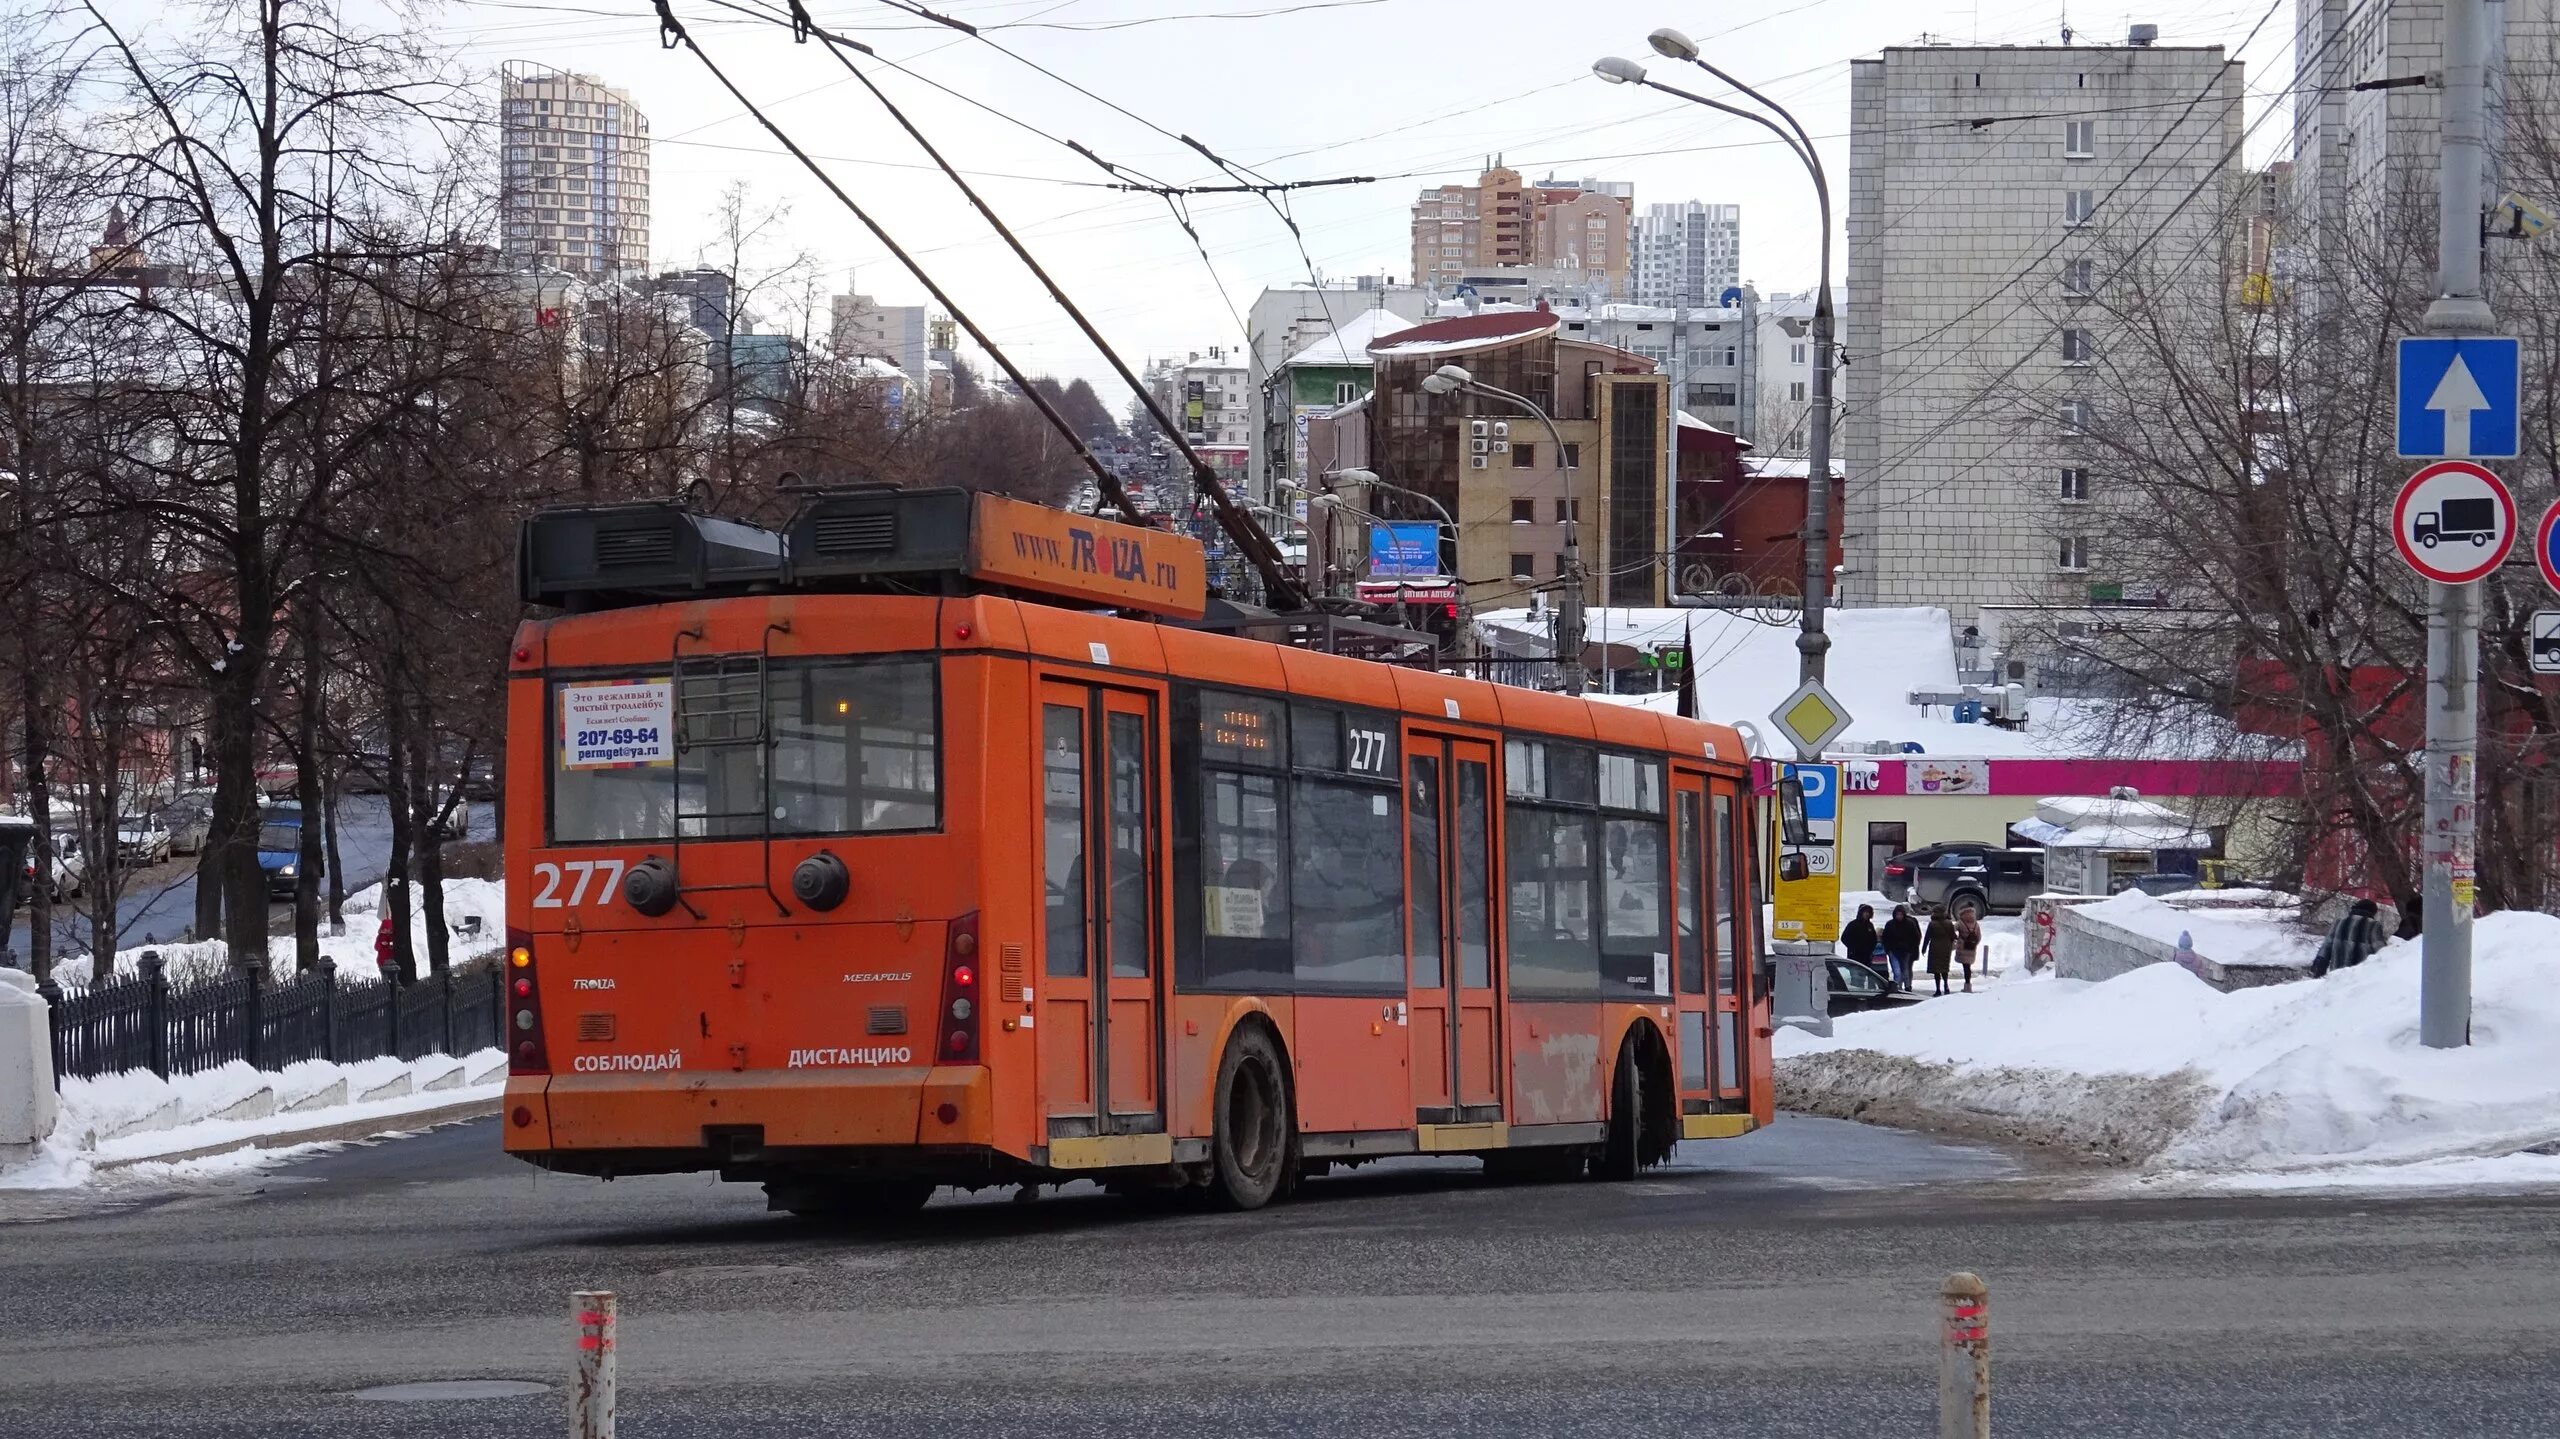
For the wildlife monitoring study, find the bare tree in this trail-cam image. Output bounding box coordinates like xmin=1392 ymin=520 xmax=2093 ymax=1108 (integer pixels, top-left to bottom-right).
xmin=79 ymin=0 xmax=466 ymax=966
xmin=2027 ymin=126 xmax=2560 ymax=913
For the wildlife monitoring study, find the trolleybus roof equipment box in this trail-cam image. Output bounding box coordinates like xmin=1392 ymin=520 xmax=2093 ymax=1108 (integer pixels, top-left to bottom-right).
xmin=518 ymin=501 xmax=785 ymax=609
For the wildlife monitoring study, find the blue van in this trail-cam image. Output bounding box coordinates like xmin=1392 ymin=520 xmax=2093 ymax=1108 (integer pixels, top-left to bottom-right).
xmin=257 ymin=808 xmax=318 ymax=899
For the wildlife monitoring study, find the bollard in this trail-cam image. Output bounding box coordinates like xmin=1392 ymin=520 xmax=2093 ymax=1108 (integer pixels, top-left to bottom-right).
xmin=1939 ymin=1271 xmax=1989 ymax=1439
xmin=572 ymin=1291 xmax=617 ymax=1439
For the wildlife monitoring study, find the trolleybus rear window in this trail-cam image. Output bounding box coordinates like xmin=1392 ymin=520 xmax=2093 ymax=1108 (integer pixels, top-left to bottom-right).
xmin=548 ymin=657 xmax=939 ymax=843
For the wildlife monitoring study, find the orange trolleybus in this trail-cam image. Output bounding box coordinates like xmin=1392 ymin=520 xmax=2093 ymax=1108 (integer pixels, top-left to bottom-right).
xmin=501 ymin=487 xmax=1772 ymax=1215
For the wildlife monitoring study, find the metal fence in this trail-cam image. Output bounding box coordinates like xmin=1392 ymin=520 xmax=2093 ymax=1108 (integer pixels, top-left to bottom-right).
xmin=45 ymin=953 xmax=505 ymax=1085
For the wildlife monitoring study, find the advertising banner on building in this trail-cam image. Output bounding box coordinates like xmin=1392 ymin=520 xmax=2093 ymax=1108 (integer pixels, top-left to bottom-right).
xmin=1368 ymin=522 xmax=1440 ymax=578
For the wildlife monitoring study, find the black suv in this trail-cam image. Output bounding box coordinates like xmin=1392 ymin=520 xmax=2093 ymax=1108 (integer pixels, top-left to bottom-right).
xmin=1912 ymin=848 xmax=2045 ymax=918
xmin=1878 ymin=841 xmax=2002 ymax=903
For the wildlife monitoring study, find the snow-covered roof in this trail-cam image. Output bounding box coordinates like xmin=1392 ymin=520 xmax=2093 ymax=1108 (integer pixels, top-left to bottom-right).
xmin=1676 ymin=411 xmax=1739 ymax=436
xmin=1744 ymin=455 xmax=1845 ymax=480
xmin=2017 ymin=794 xmax=2212 ymax=849
xmin=1371 ymin=310 xmax=1559 ymax=360
xmin=1470 ymin=604 xmax=2167 ymax=759
xmin=1283 ymin=308 xmax=1414 ymax=368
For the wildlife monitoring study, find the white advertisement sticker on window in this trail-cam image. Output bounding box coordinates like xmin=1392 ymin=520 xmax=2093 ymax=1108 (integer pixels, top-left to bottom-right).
xmin=560 ymin=679 xmax=674 ymax=770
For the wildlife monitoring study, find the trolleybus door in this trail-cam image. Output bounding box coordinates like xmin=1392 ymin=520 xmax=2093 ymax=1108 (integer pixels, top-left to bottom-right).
xmin=1709 ymin=778 xmax=1750 ymax=1105
xmin=1038 ymin=680 xmax=1165 ymax=1139
xmin=1406 ymin=733 xmax=1502 ymax=1123
xmin=1669 ymin=770 xmax=1720 ymax=1113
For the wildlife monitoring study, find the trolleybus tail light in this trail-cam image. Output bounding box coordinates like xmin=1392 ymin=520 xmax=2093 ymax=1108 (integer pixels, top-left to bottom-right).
xmin=506 ymin=929 xmax=551 ymax=1075
xmin=939 ymin=912 xmax=982 ymax=1063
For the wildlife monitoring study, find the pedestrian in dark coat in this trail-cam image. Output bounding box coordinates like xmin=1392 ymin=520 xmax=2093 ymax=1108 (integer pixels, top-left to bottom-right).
xmin=2312 ymin=898 xmax=2387 ymax=978
xmin=1923 ymin=910 xmax=1957 ymax=995
xmin=1880 ymin=904 xmax=1923 ymax=991
xmin=1839 ymin=904 xmax=1880 ymax=970
xmin=1954 ymin=910 xmax=1983 ymax=992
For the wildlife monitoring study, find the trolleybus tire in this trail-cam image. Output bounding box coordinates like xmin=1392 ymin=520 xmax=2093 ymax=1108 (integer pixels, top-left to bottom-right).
xmin=1596 ymin=1028 xmax=1674 ymax=1181
xmin=1209 ymin=1025 xmax=1295 ymax=1211
xmin=764 ymin=1177 xmax=935 ymax=1222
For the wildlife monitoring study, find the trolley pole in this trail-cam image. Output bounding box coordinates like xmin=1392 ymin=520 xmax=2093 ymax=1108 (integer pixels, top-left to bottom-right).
xmin=573 ymin=1291 xmax=618 ymax=1439
xmin=1938 ymin=1271 xmax=1990 ymax=1439
xmin=2420 ymin=0 xmax=2492 ymax=1049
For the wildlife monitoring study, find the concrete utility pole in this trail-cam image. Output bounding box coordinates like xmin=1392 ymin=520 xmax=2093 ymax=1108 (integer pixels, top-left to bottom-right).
xmin=2420 ymin=0 xmax=2492 ymax=1049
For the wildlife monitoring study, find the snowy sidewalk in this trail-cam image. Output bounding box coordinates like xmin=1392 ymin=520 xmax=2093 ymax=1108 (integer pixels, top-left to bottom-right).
xmin=1777 ymin=911 xmax=2560 ymax=1192
xmin=3 ymin=1049 xmax=505 ymax=1190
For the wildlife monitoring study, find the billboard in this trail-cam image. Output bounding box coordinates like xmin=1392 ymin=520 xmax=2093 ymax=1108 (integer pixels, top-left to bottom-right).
xmin=1368 ymin=522 xmax=1441 ymax=578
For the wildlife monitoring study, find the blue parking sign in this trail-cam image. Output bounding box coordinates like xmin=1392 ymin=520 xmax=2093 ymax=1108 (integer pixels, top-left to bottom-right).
xmin=2397 ymin=336 xmax=2520 ymax=459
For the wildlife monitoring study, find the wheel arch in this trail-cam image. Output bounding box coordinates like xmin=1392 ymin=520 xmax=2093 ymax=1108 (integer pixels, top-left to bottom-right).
xmin=1192 ymin=998 xmax=1294 ymax=1136
xmin=1607 ymin=1013 xmax=1679 ymax=1167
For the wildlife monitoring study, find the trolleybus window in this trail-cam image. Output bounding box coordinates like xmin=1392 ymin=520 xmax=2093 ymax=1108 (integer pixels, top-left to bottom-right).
xmin=1288 ymin=705 xmax=1403 ymax=991
xmin=1713 ymin=791 xmax=1739 ymax=992
xmin=547 ymin=658 xmax=939 ymax=844
xmin=1197 ymin=691 xmax=1291 ymax=988
xmin=1407 ymin=754 xmax=1444 ymax=990
xmin=1598 ymin=756 xmax=1669 ymax=997
xmin=1043 ymin=705 xmax=1088 ymax=979
xmin=1504 ymin=739 xmax=1599 ymax=996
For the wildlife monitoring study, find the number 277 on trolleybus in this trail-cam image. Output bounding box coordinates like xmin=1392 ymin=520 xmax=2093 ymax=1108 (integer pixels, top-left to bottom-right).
xmin=500 ymin=487 xmax=1772 ymax=1216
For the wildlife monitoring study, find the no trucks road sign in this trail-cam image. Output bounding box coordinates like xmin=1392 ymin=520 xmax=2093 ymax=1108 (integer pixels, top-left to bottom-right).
xmin=2393 ymin=460 xmax=2516 ymax=584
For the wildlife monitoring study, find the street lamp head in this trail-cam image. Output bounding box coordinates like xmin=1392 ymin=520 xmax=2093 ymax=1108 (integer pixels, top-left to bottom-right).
xmin=1418 ymin=372 xmax=1460 ymax=396
xmin=1432 ymin=363 xmax=1473 ymax=386
xmin=1592 ymin=55 xmax=1645 ymax=85
xmin=1324 ymin=467 xmax=1378 ymax=486
xmin=1647 ymin=27 xmax=1700 ymax=61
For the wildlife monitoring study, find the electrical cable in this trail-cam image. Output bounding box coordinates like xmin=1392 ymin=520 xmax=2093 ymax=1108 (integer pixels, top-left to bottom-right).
xmin=641 ymin=0 xmax=1136 ymax=513
xmin=747 ymin=0 xmax=1307 ymax=606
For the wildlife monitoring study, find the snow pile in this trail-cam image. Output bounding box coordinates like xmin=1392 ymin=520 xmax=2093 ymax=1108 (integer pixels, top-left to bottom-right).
xmin=1777 ymin=912 xmax=2560 ymax=1182
xmin=1 ymin=1048 xmax=505 ymax=1191
xmin=2076 ymin=889 xmax=2318 ymax=970
xmin=70 ymin=878 xmax=507 ymax=990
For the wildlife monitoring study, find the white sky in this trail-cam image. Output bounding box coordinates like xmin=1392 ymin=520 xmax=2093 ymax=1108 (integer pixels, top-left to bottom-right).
xmin=453 ymin=0 xmax=2301 ymax=389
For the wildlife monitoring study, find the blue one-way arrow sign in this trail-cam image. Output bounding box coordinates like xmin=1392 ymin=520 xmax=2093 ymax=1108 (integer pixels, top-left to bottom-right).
xmin=2398 ymin=336 xmax=2520 ymax=459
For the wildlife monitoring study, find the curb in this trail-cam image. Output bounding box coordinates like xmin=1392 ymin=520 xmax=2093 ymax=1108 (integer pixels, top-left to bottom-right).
xmin=93 ymin=1096 xmax=500 ymax=1171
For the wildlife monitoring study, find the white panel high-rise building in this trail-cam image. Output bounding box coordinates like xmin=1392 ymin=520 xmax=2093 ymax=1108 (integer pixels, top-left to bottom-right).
xmin=500 ymin=64 xmax=652 ymax=276
xmin=1633 ymin=201 xmax=1740 ymax=306
xmin=1843 ymin=34 xmax=2241 ymax=622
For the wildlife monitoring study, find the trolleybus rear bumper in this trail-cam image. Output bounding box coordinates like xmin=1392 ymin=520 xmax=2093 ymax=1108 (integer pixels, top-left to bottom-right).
xmin=504 ymin=1066 xmax=1002 ymax=1178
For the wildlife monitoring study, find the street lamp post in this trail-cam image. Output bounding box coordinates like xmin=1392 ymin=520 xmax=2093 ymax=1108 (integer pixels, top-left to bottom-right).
xmin=1597 ymin=35 xmax=1836 ymax=738
xmin=1419 ymin=365 xmax=1588 ymax=695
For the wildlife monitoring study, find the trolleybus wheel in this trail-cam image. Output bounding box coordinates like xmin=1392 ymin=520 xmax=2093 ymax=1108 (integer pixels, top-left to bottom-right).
xmin=1596 ymin=1032 xmax=1671 ymax=1181
xmin=1209 ymin=1025 xmax=1294 ymax=1211
xmin=764 ymin=1177 xmax=935 ymax=1222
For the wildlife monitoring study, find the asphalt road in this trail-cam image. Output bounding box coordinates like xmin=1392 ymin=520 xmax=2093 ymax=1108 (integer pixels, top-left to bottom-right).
xmin=4 ymin=1117 xmax=2556 ymax=1437
xmin=5 ymin=797 xmax=494 ymax=960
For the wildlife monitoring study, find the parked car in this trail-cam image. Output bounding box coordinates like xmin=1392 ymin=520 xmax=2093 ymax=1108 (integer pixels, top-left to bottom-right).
xmin=157 ymin=791 xmax=214 ymax=856
xmin=1913 ymin=848 xmax=2046 ymax=918
xmin=1828 ymin=957 xmax=1927 ymax=1017
xmin=339 ymin=751 xmax=390 ymax=796
xmin=256 ymin=810 xmax=317 ymax=900
xmin=115 ymin=815 xmax=174 ymax=867
xmin=41 ymin=832 xmax=85 ymax=902
xmin=2117 ymin=870 xmax=2201 ymax=898
xmin=1878 ymin=841 xmax=2003 ymax=903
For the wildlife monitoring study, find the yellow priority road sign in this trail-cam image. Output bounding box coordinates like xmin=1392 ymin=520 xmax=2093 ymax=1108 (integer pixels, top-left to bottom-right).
xmin=1769 ymin=678 xmax=1854 ymax=756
